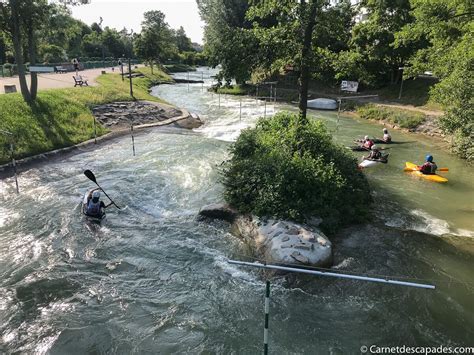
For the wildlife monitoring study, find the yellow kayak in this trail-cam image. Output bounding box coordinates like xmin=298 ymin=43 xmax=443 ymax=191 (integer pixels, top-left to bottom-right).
xmin=405 ymin=162 xmax=448 ymax=183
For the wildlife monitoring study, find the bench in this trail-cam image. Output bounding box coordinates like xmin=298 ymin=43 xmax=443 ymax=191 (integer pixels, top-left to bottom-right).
xmin=55 ymin=66 xmax=67 ymax=73
xmin=73 ymin=75 xmax=89 ymax=87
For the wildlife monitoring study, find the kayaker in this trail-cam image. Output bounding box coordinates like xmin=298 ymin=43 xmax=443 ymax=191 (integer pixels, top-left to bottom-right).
xmin=419 ymin=155 xmax=438 ymax=175
xmin=85 ymin=189 xmax=107 ymax=217
xmin=362 ymin=136 xmax=374 ymax=149
xmin=364 ymin=145 xmax=383 ymax=161
xmin=382 ymin=128 xmax=392 ymax=143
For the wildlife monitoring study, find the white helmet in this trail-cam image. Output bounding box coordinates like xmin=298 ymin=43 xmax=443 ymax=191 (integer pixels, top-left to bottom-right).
xmin=364 ymin=135 xmax=369 ymax=140
xmin=383 ymin=128 xmax=388 ymax=133
xmin=371 ymin=145 xmax=378 ymax=151
xmin=92 ymin=191 xmax=100 ymax=199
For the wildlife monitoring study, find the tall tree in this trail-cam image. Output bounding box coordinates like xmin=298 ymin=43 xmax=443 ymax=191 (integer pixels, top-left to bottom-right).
xmin=135 ymin=10 xmax=175 ymax=73
xmin=396 ymin=0 xmax=474 ymax=161
xmin=173 ymin=26 xmax=194 ymax=52
xmin=197 ymin=0 xmax=258 ymax=85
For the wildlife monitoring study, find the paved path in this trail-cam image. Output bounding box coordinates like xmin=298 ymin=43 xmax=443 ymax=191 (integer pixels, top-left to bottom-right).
xmin=0 ymin=67 xmax=123 ymax=94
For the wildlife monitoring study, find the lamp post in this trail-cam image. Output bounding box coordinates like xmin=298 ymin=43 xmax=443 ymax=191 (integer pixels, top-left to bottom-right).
xmin=398 ymin=66 xmax=404 ymax=100
xmin=99 ymin=16 xmax=105 ymax=69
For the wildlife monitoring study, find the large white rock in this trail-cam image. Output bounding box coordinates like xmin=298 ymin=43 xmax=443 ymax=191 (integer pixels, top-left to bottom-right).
xmin=233 ymin=216 xmax=333 ymax=267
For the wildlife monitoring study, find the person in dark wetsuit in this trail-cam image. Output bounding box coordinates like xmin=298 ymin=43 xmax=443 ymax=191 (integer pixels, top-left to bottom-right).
xmin=364 ymin=145 xmax=383 ymax=161
xmin=85 ymin=189 xmax=106 ymax=217
xmin=419 ymin=155 xmax=438 ymax=175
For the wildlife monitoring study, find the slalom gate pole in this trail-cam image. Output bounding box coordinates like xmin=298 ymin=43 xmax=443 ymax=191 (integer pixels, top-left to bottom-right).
xmin=264 ymin=280 xmax=270 ymax=355
xmin=131 ymin=124 xmax=136 ymax=156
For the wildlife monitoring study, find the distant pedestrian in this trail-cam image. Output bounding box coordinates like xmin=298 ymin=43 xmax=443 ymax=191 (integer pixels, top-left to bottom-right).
xmin=72 ymin=58 xmax=79 ymax=74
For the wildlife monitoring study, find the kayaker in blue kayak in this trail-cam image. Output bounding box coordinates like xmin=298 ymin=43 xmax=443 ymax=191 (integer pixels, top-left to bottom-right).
xmin=84 ymin=189 xmax=107 ymax=217
xmin=419 ymin=155 xmax=438 ymax=175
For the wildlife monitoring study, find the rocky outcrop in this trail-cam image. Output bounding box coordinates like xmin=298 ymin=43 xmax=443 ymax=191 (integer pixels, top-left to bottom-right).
xmin=92 ymin=101 xmax=182 ymax=128
xmin=198 ymin=203 xmax=238 ymax=222
xmin=198 ymin=204 xmax=333 ymax=267
xmin=233 ymin=216 xmax=332 ymax=267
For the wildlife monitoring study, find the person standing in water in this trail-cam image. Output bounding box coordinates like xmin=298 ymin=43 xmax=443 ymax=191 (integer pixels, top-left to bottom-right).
xmin=419 ymin=155 xmax=438 ymax=175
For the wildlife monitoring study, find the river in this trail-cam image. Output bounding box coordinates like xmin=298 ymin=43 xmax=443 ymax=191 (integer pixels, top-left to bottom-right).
xmin=0 ymin=67 xmax=473 ymax=354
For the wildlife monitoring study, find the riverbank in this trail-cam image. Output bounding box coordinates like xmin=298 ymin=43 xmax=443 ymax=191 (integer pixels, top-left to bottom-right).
xmin=212 ymin=81 xmax=447 ymax=141
xmin=0 ymin=67 xmax=174 ymax=165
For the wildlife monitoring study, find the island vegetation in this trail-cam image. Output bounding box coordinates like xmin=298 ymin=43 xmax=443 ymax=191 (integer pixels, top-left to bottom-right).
xmin=221 ymin=112 xmax=371 ymax=232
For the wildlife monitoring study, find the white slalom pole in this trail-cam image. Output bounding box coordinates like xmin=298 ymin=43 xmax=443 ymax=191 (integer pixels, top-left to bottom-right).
xmin=264 ymin=280 xmax=270 ymax=355
xmin=227 ymin=260 xmax=436 ymax=290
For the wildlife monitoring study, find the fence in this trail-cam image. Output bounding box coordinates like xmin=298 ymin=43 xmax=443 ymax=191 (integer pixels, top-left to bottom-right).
xmin=0 ymin=59 xmax=142 ymax=78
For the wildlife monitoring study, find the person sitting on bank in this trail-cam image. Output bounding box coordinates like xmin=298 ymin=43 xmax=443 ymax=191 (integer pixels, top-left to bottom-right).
xmin=85 ymin=189 xmax=107 ymax=217
xmin=419 ymin=155 xmax=438 ymax=175
xmin=362 ymin=135 xmax=374 ymax=149
xmin=382 ymin=128 xmax=392 ymax=143
xmin=364 ymin=145 xmax=383 ymax=161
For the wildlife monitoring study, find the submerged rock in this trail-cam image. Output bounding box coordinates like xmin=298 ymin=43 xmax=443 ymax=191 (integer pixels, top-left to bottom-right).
xmin=198 ymin=203 xmax=238 ymax=222
xmin=198 ymin=204 xmax=332 ymax=267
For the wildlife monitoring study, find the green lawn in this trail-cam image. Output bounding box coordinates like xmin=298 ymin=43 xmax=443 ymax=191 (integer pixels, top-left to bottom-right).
xmin=0 ymin=67 xmax=173 ymax=164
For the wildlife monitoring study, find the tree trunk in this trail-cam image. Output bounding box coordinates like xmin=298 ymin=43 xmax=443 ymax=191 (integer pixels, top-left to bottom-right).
xmin=10 ymin=0 xmax=32 ymax=103
xmin=27 ymin=23 xmax=38 ymax=100
xmin=298 ymin=0 xmax=318 ymax=125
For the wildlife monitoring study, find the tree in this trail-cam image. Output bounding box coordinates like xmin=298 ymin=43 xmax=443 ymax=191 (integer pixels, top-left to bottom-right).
xmin=396 ymin=0 xmax=474 ymax=161
xmin=135 ymin=10 xmax=175 ymax=73
xmin=197 ymin=0 xmax=258 ymax=85
xmin=0 ymin=0 xmax=89 ymax=104
xmin=247 ymin=0 xmax=323 ymax=122
xmin=334 ymin=0 xmax=421 ymax=87
xmin=173 ymin=26 xmax=193 ymax=52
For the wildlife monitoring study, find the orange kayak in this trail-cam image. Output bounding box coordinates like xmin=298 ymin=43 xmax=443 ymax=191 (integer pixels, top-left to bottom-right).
xmin=405 ymin=162 xmax=448 ymax=183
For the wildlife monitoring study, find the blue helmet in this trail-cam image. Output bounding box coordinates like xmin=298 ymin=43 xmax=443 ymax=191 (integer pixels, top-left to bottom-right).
xmin=425 ymin=155 xmax=433 ymax=162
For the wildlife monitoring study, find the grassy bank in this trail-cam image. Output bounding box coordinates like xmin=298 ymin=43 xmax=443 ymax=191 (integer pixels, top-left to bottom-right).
xmin=356 ymin=104 xmax=426 ymax=130
xmin=213 ymin=84 xmax=249 ymax=96
xmin=0 ymin=67 xmax=173 ymax=164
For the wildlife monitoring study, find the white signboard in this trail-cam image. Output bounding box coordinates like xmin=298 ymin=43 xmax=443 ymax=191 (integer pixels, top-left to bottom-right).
xmin=29 ymin=66 xmax=55 ymax=73
xmin=341 ymin=80 xmax=359 ymax=92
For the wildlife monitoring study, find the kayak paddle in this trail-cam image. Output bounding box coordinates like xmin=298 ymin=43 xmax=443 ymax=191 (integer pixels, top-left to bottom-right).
xmin=84 ymin=170 xmax=121 ymax=209
xmin=403 ymin=167 xmax=449 ymax=172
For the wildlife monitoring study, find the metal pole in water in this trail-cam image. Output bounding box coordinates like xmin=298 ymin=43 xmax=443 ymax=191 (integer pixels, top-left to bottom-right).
xmin=202 ymin=72 xmax=204 ymax=92
xmin=93 ymin=117 xmax=97 ymax=144
xmin=264 ymin=99 xmax=267 ymax=118
xmin=264 ymin=280 xmax=270 ymax=355
xmin=227 ymin=260 xmax=436 ymax=289
xmin=240 ymin=97 xmax=242 ymax=121
xmin=10 ymin=143 xmax=19 ymax=194
xmin=187 ymin=71 xmax=190 ymax=92
xmin=218 ymin=92 xmax=221 ymax=108
xmin=131 ymin=124 xmax=136 ymax=156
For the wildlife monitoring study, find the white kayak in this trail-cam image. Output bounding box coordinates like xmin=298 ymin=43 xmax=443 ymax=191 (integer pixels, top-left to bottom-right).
xmin=359 ymin=154 xmax=389 ymax=169
xmin=307 ymin=98 xmax=338 ymax=110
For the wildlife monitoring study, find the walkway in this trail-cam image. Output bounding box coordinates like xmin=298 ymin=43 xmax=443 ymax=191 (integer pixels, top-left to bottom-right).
xmin=0 ymin=66 xmax=123 ymax=94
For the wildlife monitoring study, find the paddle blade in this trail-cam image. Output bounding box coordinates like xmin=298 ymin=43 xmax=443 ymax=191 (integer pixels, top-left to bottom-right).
xmin=84 ymin=170 xmax=97 ymax=183
xmin=438 ymin=168 xmax=449 ymax=172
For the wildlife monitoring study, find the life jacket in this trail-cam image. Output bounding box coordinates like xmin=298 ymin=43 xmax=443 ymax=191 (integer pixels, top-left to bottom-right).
xmin=86 ymin=199 xmax=101 ymax=216
xmin=364 ymin=139 xmax=374 ymax=149
xmin=420 ymin=162 xmax=437 ymax=174
xmin=371 ymin=150 xmax=382 ymax=160
xmin=383 ymin=134 xmax=391 ymax=142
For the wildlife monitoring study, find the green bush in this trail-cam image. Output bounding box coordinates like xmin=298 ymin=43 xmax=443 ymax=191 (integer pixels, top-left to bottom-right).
xmin=356 ymin=104 xmax=425 ymax=129
xmin=221 ymin=112 xmax=371 ymax=232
